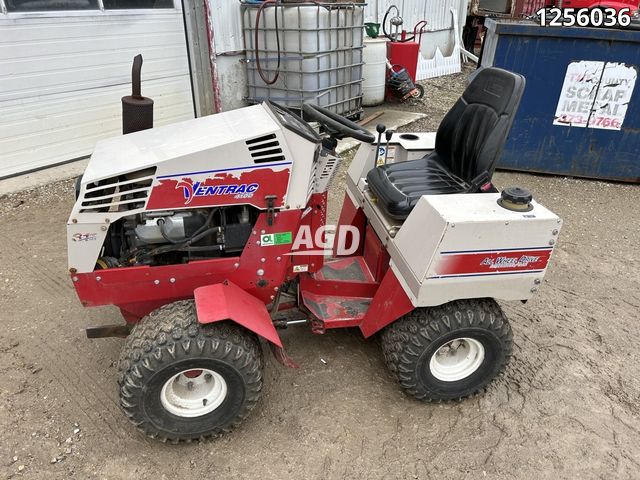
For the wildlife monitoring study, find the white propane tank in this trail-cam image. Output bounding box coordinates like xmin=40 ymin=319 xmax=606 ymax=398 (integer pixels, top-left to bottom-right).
xmin=362 ymin=37 xmax=387 ymax=106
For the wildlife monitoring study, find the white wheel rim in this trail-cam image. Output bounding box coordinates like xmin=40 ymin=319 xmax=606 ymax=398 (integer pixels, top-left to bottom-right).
xmin=160 ymin=368 xmax=227 ymax=418
xmin=429 ymin=337 xmax=485 ymax=382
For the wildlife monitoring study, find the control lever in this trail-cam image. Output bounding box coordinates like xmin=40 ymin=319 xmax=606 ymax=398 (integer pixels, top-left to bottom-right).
xmin=384 ymin=130 xmax=394 ymax=164
xmin=375 ymin=123 xmax=386 ymax=167
xmin=265 ymin=195 xmax=277 ymax=226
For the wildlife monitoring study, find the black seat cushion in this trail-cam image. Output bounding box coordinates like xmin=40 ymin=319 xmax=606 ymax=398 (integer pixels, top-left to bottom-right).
xmin=366 ymin=67 xmax=526 ymax=220
xmin=367 ymin=154 xmax=469 ymax=219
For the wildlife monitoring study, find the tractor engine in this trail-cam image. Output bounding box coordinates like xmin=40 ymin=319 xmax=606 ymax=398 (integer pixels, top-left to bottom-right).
xmin=99 ymin=206 xmax=256 ymax=268
xmin=67 ymin=102 xmax=322 ymax=275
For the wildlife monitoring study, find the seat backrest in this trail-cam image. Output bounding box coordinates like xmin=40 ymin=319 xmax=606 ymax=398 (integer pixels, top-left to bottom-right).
xmin=434 ymin=67 xmax=525 ymax=183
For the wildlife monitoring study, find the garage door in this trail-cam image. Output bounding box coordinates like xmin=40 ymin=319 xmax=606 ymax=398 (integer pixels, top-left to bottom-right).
xmin=0 ymin=0 xmax=195 ymax=178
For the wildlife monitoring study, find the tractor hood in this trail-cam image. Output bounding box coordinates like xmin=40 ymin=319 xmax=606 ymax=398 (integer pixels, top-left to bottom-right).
xmin=69 ymin=101 xmax=319 ymax=260
xmin=82 ymin=104 xmax=283 ymax=185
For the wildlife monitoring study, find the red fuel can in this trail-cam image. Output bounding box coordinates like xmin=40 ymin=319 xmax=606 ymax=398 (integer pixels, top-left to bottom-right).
xmin=387 ymin=40 xmax=420 ymax=82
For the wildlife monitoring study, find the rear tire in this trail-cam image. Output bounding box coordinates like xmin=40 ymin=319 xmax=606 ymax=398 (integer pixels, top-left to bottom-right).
xmin=117 ymin=300 xmax=263 ymax=442
xmin=381 ymin=299 xmax=512 ymax=401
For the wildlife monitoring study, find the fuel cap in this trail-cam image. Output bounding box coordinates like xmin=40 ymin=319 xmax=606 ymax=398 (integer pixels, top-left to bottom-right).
xmin=498 ymin=186 xmax=533 ymax=212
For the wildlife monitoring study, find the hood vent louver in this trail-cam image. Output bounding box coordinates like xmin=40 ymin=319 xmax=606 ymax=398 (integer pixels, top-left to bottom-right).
xmin=79 ymin=167 xmax=157 ymax=213
xmin=246 ymin=134 xmax=285 ymax=164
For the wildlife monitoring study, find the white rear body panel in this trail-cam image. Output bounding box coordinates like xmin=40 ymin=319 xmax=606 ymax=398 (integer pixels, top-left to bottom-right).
xmin=388 ymin=194 xmax=561 ymax=306
xmin=351 ymin=137 xmax=562 ymax=307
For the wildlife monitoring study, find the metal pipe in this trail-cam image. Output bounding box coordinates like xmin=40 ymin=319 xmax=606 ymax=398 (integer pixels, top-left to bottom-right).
xmin=131 ymin=54 xmax=143 ymax=98
xmin=284 ymin=319 xmax=308 ymax=326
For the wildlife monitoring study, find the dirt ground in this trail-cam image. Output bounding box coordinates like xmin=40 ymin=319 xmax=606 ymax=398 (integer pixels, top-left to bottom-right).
xmin=1 ymin=69 xmax=640 ymax=479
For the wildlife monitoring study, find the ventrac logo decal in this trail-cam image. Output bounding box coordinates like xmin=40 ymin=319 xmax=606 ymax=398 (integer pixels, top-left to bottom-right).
xmin=145 ymin=164 xmax=290 ymax=210
xmin=480 ymin=255 xmax=541 ymax=269
xmin=176 ymin=180 xmax=259 ymax=205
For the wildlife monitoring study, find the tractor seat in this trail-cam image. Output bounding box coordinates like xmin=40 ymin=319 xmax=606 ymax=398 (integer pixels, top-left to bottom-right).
xmin=366 ymin=155 xmax=470 ymax=219
xmin=366 ymin=67 xmax=525 ymax=220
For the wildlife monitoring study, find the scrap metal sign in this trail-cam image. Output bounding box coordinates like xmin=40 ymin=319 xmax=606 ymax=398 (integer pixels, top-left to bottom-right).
xmin=553 ymin=60 xmax=637 ymax=130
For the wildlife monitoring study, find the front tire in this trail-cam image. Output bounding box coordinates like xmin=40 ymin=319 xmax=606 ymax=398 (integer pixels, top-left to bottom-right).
xmin=381 ymin=299 xmax=512 ymax=401
xmin=117 ymin=300 xmax=264 ymax=442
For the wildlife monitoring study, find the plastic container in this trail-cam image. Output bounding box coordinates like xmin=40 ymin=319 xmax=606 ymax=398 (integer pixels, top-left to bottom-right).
xmin=242 ymin=2 xmax=364 ymax=117
xmin=362 ymin=37 xmax=387 ymax=106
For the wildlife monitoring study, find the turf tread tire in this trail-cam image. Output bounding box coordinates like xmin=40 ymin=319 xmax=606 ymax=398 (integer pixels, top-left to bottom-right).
xmin=381 ymin=298 xmax=513 ymax=402
xmin=117 ymin=300 xmax=263 ymax=442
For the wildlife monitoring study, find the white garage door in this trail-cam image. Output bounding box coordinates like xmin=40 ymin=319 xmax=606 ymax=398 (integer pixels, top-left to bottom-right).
xmin=0 ymin=0 xmax=195 ymax=178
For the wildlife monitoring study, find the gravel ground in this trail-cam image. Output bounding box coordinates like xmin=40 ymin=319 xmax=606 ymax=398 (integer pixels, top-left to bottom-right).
xmin=1 ymin=67 xmax=639 ymax=479
xmin=393 ymin=65 xmax=475 ymax=133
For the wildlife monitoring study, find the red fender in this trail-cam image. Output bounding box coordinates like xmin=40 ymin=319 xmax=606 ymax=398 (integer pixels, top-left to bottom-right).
xmin=359 ymin=268 xmax=415 ymax=338
xmin=194 ymin=281 xmax=282 ymax=347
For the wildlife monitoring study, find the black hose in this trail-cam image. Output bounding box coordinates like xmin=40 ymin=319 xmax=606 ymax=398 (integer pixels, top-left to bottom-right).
xmin=382 ymin=5 xmax=397 ymax=41
xmin=157 ymin=208 xmax=218 ymax=245
xmin=255 ymin=0 xmax=281 ymax=85
xmin=157 ymin=218 xmax=181 ymax=244
xmin=190 ymin=208 xmax=217 ymax=239
xmin=382 ymin=4 xmax=415 ymax=43
xmin=180 ymin=245 xmax=224 ymax=252
xmin=186 ymin=225 xmax=222 ymax=246
xmin=123 ymin=225 xmax=224 ymax=264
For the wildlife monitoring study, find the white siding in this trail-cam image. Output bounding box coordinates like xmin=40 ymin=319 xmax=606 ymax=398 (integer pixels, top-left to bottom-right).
xmin=0 ymin=9 xmax=194 ymax=178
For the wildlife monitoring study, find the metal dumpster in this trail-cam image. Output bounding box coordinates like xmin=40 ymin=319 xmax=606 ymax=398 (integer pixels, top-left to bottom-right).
xmin=481 ymin=19 xmax=640 ymax=182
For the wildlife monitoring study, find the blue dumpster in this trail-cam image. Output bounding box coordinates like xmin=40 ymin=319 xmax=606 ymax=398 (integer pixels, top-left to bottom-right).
xmin=482 ymin=19 xmax=640 ymax=183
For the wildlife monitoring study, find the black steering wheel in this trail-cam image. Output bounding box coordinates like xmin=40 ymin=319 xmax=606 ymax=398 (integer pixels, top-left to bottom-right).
xmin=302 ymin=103 xmax=375 ymax=144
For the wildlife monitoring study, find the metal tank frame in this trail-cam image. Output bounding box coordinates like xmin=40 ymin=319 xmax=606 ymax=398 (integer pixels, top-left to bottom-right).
xmin=242 ymin=1 xmax=365 ymax=118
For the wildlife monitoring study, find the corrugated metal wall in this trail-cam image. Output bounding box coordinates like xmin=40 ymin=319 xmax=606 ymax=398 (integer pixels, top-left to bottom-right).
xmin=0 ymin=8 xmax=194 ymax=178
xmin=211 ymin=1 xmax=467 ymax=53
xmin=211 ymin=0 xmax=245 ymax=54
xmin=364 ymin=0 xmax=465 ymax=33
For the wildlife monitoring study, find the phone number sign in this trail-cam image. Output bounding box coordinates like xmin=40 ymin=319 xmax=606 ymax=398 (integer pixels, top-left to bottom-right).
xmin=553 ymin=60 xmax=637 ymax=131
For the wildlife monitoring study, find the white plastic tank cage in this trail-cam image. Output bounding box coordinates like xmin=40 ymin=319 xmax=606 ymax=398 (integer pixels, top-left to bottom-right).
xmin=242 ymin=1 xmax=365 ymax=118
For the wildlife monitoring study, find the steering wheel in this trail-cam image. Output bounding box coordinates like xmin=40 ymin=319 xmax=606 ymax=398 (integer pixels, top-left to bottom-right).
xmin=302 ymin=103 xmax=375 ymax=144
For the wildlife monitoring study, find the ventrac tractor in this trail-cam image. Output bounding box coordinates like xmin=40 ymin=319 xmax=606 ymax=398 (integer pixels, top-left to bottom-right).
xmin=68 ymin=67 xmax=562 ymax=442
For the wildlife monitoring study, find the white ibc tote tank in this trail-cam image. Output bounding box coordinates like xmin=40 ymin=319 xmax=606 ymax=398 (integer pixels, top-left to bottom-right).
xmin=362 ymin=37 xmax=387 ymax=106
xmin=243 ymin=2 xmax=364 ymax=117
